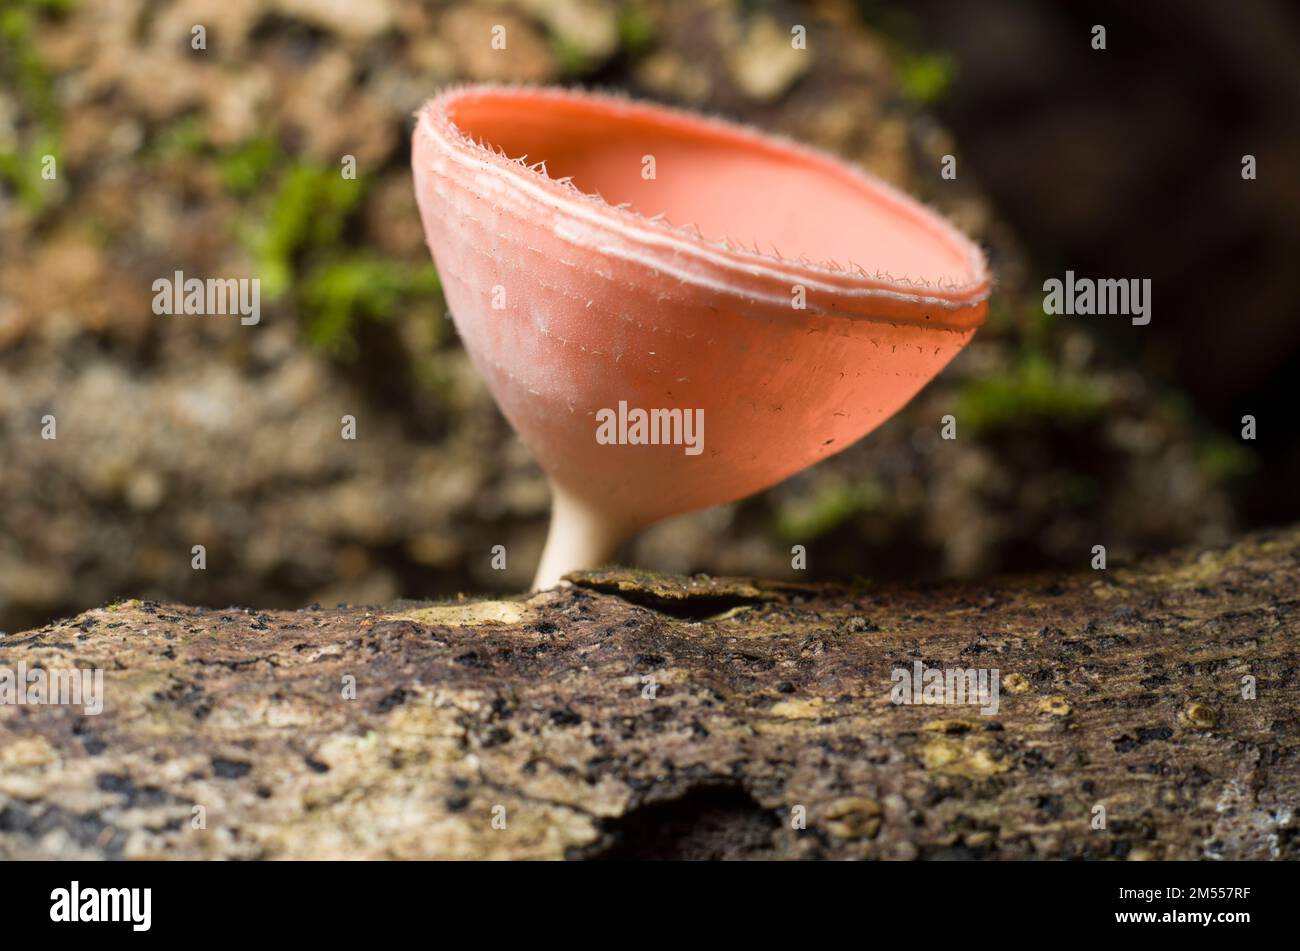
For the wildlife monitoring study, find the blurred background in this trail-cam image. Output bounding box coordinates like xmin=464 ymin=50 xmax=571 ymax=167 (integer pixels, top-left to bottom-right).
xmin=2 ymin=0 xmax=1297 ymax=634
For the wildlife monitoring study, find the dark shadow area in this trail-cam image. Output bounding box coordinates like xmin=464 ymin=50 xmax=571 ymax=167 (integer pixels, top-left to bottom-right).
xmin=584 ymin=785 xmax=779 ymax=860
xmin=887 ymin=0 xmax=1300 ymax=525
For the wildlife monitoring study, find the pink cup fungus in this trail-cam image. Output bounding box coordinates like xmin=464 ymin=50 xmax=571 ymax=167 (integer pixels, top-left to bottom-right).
xmin=412 ymin=85 xmax=991 ymax=590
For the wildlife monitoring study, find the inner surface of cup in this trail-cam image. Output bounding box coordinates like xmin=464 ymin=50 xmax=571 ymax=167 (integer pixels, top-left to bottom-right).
xmin=444 ymin=89 xmax=979 ymax=287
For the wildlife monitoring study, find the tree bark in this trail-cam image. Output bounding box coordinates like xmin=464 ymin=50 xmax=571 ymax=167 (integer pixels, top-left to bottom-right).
xmin=2 ymin=527 xmax=1297 ymax=859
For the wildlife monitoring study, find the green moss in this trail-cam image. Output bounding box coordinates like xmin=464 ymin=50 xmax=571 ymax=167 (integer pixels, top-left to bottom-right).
xmin=851 ymin=1 xmax=953 ymax=105
xmin=1157 ymin=394 xmax=1256 ymax=486
xmin=243 ymin=162 xmax=367 ymax=300
xmin=150 ymin=114 xmax=207 ymax=159
xmin=302 ymin=256 xmax=442 ymax=358
xmin=896 ymin=51 xmax=954 ymax=105
xmin=0 ymin=131 xmax=58 ymax=212
xmin=550 ymin=34 xmax=592 ymax=76
xmin=217 ymin=136 xmax=281 ymax=194
xmin=232 ymin=159 xmax=443 ymax=361
xmin=18 ymin=0 xmax=75 ymax=11
xmin=775 ymin=480 xmax=886 ymax=542
xmin=956 ymin=354 xmax=1107 ymax=434
xmin=617 ymin=4 xmax=655 ymax=53
xmin=152 ymin=124 xmax=281 ymax=189
xmin=1196 ymin=433 xmax=1256 ymax=484
xmin=0 ymin=1 xmax=72 ymax=213
xmin=0 ymin=1 xmax=65 ymax=130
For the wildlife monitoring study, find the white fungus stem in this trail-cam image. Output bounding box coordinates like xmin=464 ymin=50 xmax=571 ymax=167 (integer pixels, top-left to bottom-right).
xmin=532 ymin=481 xmax=633 ymax=591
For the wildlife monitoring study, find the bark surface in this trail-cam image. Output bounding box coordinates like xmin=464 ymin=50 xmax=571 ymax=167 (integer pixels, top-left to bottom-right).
xmin=2 ymin=527 xmax=1297 ymax=860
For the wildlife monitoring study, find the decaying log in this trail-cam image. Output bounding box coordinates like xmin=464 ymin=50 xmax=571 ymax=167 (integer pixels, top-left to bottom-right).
xmin=1 ymin=527 xmax=1297 ymax=860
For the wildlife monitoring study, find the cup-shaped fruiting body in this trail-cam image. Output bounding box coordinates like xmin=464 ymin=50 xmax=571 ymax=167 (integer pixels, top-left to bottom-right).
xmin=413 ymin=86 xmax=991 ymax=589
